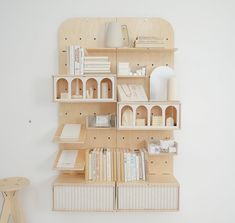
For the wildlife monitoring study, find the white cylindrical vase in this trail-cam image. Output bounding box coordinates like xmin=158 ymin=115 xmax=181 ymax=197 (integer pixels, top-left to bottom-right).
xmin=105 ymin=22 xmax=123 ymax=48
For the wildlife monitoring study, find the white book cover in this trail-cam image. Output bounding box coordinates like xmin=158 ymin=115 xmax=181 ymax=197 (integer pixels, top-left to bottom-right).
xmin=127 ymin=152 xmax=132 ymax=181
xmin=140 ymin=151 xmax=146 ymax=181
xmin=79 ymin=48 xmax=84 ymax=75
xmin=135 ymin=153 xmax=140 ymax=181
xmin=92 ymin=149 xmax=96 ymax=181
xmin=88 ymin=151 xmax=92 ymax=180
xmin=99 ymin=148 xmax=103 ymax=181
xmin=60 ymin=124 xmax=81 ymax=139
xmin=124 ymin=151 xmax=127 ymax=182
xmin=84 ymin=56 xmax=109 ymax=61
xmin=84 ymin=61 xmax=111 ymax=65
xmin=107 ymin=149 xmax=111 ymax=181
xmin=74 ymin=45 xmax=80 ymax=75
xmin=103 ymin=149 xmax=107 ymax=181
xmin=57 ymin=150 xmax=78 ymax=168
xmin=130 ymin=153 xmax=136 ymax=181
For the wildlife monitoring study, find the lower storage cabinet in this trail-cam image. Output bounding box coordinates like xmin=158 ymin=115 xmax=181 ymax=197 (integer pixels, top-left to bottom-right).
xmin=53 ymin=176 xmax=179 ymax=211
xmin=116 ymin=182 xmax=179 ymax=211
xmin=53 ymin=183 xmax=115 ymax=211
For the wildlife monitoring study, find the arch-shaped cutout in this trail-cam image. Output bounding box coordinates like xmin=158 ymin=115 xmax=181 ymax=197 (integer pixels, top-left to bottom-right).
xmin=165 ymin=106 xmax=177 ymax=127
xmin=100 ymin=78 xmax=112 ymax=99
xmin=71 ymin=78 xmax=83 ymax=99
xmin=86 ymin=78 xmax=98 ymax=99
xmin=151 ymin=106 xmax=163 ymax=126
xmin=136 ymin=105 xmax=148 ymax=126
xmin=121 ymin=105 xmax=133 ymax=126
xmin=56 ymin=78 xmax=68 ymax=99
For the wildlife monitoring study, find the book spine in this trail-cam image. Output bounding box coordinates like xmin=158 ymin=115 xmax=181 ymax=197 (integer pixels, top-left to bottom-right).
xmin=80 ymin=48 xmax=84 ymax=75
xmin=107 ymin=149 xmax=111 ymax=181
xmin=74 ymin=45 xmax=80 ymax=75
xmin=88 ymin=151 xmax=92 ymax=180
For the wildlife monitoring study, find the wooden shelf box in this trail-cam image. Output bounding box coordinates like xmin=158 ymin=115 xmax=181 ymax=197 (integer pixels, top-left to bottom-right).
xmin=53 ymin=75 xmax=116 ymax=102
xmin=118 ymin=101 xmax=181 ymax=130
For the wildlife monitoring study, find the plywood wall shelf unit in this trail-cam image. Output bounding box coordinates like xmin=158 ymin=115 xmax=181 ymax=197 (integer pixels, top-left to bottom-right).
xmin=52 ymin=17 xmax=181 ymax=212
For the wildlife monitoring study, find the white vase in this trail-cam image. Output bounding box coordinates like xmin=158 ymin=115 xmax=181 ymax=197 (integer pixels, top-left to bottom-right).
xmin=105 ymin=22 xmax=123 ymax=48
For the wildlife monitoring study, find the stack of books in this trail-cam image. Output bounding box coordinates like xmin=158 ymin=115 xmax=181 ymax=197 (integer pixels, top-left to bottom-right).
xmin=134 ymin=36 xmax=166 ymax=48
xmin=84 ymin=56 xmax=111 ymax=74
xmin=116 ymin=148 xmax=146 ymax=182
xmin=88 ymin=148 xmax=113 ymax=182
xmin=67 ymin=45 xmax=84 ymax=75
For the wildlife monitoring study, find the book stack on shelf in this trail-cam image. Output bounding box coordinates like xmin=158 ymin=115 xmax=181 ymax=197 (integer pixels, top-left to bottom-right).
xmin=84 ymin=56 xmax=111 ymax=74
xmin=68 ymin=45 xmax=84 ymax=75
xmin=134 ymin=36 xmax=166 ymax=48
xmin=87 ymin=148 xmax=114 ymax=182
xmin=116 ymin=149 xmax=146 ymax=182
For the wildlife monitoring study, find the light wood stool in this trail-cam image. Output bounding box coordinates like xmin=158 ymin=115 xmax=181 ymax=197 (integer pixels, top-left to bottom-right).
xmin=0 ymin=177 xmax=30 ymax=223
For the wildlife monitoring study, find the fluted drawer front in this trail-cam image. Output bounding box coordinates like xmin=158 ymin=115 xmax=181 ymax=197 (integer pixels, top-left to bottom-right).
xmin=117 ymin=184 xmax=179 ymax=210
xmin=54 ymin=184 xmax=115 ymax=211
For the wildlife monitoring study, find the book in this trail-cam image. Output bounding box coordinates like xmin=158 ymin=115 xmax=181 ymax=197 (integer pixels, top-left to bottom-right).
xmin=60 ymin=124 xmax=81 ymax=140
xmin=68 ymin=45 xmax=75 ymax=75
xmin=57 ymin=150 xmax=78 ymax=168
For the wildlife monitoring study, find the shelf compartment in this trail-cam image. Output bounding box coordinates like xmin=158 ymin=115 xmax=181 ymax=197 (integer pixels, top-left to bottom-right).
xmin=53 ymin=75 xmax=116 ymax=102
xmin=86 ymin=114 xmax=116 ymax=129
xmin=53 ymin=149 xmax=85 ymax=172
xmin=116 ymin=175 xmax=179 ymax=211
xmin=118 ymin=101 xmax=180 ymax=130
xmin=53 ymin=174 xmax=115 ymax=211
xmin=53 ymin=124 xmax=86 ymax=144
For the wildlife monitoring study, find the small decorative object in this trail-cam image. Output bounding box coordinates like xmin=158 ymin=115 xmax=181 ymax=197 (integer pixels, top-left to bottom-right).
xmin=148 ymin=142 xmax=161 ymax=154
xmin=152 ymin=115 xmax=163 ymax=126
xmin=105 ymin=22 xmax=124 ymax=48
xmin=169 ymin=146 xmax=177 ymax=153
xmin=72 ymin=78 xmax=83 ymax=99
xmin=101 ymin=82 xmax=109 ymax=98
xmin=60 ymin=92 xmax=69 ymax=99
xmin=96 ymin=115 xmax=111 ymax=127
xmin=121 ymin=108 xmax=133 ymax=126
xmin=134 ymin=36 xmax=166 ymax=48
xmin=167 ymin=76 xmax=177 ymax=101
xmin=136 ymin=118 xmax=146 ymax=126
xmin=166 ymin=117 xmax=174 ymax=126
xmin=117 ymin=84 xmax=148 ymax=101
xmin=150 ymin=66 xmax=174 ymax=101
xmin=118 ymin=62 xmax=130 ymax=75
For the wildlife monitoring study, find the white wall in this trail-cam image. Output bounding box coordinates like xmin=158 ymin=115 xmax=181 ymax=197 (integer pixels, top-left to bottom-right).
xmin=0 ymin=0 xmax=235 ymax=222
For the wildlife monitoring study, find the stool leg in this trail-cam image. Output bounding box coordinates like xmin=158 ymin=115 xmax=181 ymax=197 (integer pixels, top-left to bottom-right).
xmin=0 ymin=192 xmax=13 ymax=223
xmin=11 ymin=192 xmax=25 ymax=223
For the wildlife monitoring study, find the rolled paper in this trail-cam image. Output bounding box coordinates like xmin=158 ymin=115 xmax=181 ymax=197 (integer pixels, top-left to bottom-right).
xmin=101 ymin=82 xmax=109 ymax=98
xmin=168 ymin=76 xmax=177 ymax=101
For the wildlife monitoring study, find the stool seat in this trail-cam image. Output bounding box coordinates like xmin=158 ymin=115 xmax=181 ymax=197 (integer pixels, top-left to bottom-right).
xmin=0 ymin=177 xmax=29 ymax=192
xmin=0 ymin=177 xmax=30 ymax=223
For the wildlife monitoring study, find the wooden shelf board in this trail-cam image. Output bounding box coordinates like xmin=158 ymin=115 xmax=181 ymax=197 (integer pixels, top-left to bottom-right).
xmin=117 ymin=174 xmax=179 ymax=186
xmin=117 ymin=126 xmax=179 ymax=131
xmin=53 ymin=74 xmax=117 ymax=78
xmin=86 ymin=47 xmax=177 ymax=52
xmin=53 ymin=124 xmax=86 ymax=144
xmin=117 ymin=75 xmax=148 ymax=78
xmin=54 ymin=174 xmax=115 ymax=186
xmin=117 ymin=100 xmax=181 ymax=105
xmin=55 ymin=99 xmax=117 ymax=103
